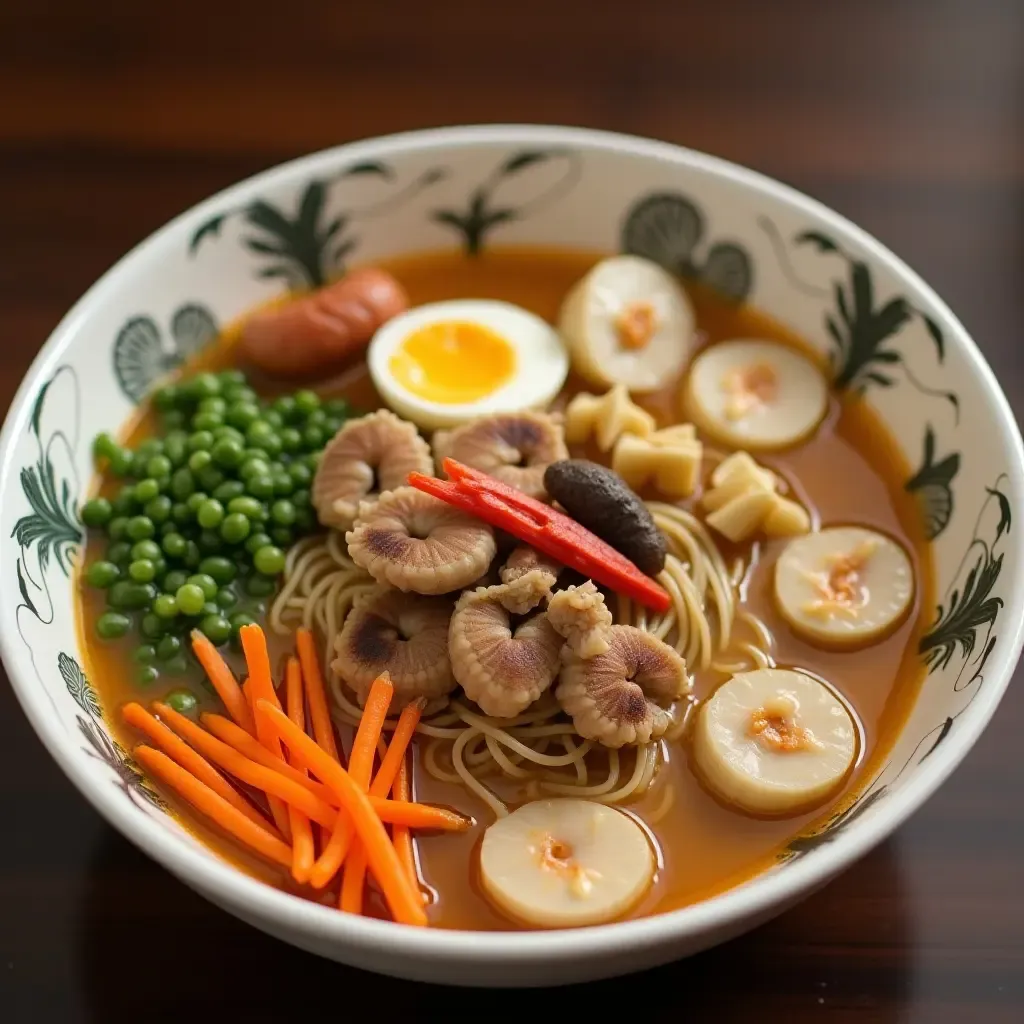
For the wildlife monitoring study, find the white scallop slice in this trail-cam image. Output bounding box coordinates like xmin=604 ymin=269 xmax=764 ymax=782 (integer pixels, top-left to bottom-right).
xmin=478 ymin=798 xmax=655 ymax=928
xmin=367 ymin=299 xmax=569 ymax=431
xmin=774 ymin=526 xmax=914 ymax=648
xmin=684 ymin=339 xmax=828 ymax=450
xmin=558 ymin=255 xmax=696 ymax=393
xmin=693 ymin=668 xmax=857 ymax=816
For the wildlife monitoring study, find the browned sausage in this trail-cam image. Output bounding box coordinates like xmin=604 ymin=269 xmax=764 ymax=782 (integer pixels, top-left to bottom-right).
xmin=239 ymin=267 xmax=409 ymax=378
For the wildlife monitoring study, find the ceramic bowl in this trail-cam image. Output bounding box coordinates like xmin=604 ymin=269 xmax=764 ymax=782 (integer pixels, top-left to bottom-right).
xmin=2 ymin=126 xmax=1021 ymax=987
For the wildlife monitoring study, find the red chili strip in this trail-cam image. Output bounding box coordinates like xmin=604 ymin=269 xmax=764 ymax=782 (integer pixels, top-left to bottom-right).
xmin=408 ymin=460 xmax=671 ymax=613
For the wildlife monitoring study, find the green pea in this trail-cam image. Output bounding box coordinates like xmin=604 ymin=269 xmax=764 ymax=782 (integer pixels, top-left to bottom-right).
xmin=272 ymin=472 xmax=293 ymax=497
xmin=183 ymin=540 xmax=202 ymax=569
xmin=175 ymin=583 xmax=206 ymax=616
xmin=96 ymin=611 xmax=131 ymax=639
xmin=213 ymin=424 xmax=245 ymax=445
xmin=278 ymin=426 xmax=302 ymax=453
xmin=128 ymin=559 xmax=156 ymax=583
xmin=109 ymin=448 xmax=136 ymax=477
xmin=198 ymin=396 xmax=227 ymax=417
xmin=197 ymin=465 xmax=225 ymax=492
xmin=109 ymin=580 xmax=157 ymax=610
xmin=165 ymin=688 xmax=198 ymax=714
xmin=199 ymin=613 xmax=232 ymax=646
xmin=153 ymin=385 xmax=178 ymax=410
xmin=303 ymin=425 xmax=325 ymax=450
xmin=200 ymin=600 xmax=219 ymax=617
xmin=188 ymin=450 xmax=213 ymax=477
xmin=239 ymin=455 xmax=271 ymax=479
xmin=216 ymin=586 xmax=238 ymax=610
xmin=81 ymin=497 xmax=113 ymax=528
xmin=220 ymin=512 xmax=251 ymax=544
xmin=323 ymin=417 xmax=343 ymax=436
xmin=192 ymin=411 xmax=223 ymax=432
xmin=163 ymin=569 xmax=188 ymax=593
xmin=246 ymin=474 xmax=275 ymax=500
xmin=305 ymin=408 xmax=326 ymax=427
xmin=273 ymin=394 xmax=298 ymax=421
xmin=171 ymin=501 xmax=192 ymax=526
xmin=156 ymin=635 xmax=182 ymax=661
xmin=164 ymin=655 xmax=190 ymax=676
xmin=107 ymin=540 xmax=132 ymax=565
xmin=196 ymin=499 xmax=224 ymax=529
xmin=140 ymin=613 xmax=165 ymax=639
xmin=294 ymin=389 xmax=320 ymax=416
xmin=304 ymin=451 xmax=322 ymax=470
xmin=146 ymin=454 xmax=172 ymax=480
xmin=245 ymin=419 xmax=276 ymax=448
xmin=187 ymin=372 xmax=221 ymax=400
xmin=144 ymin=495 xmax=172 ymax=524
xmin=213 ymin=479 xmax=245 ymax=504
xmin=159 ymin=520 xmax=177 ymax=538
xmin=134 ymin=644 xmax=157 ymax=665
xmin=188 ymin=431 xmax=214 ymax=454
xmin=199 ymin=556 xmax=236 ymax=585
xmin=253 ymin=545 xmax=285 ymax=576
xmin=152 ymin=556 xmax=168 ymax=580
xmin=133 ymin=478 xmax=161 ymax=503
xmin=170 ymin=467 xmax=195 ymax=500
xmin=270 ymin=499 xmax=296 ymax=526
xmin=263 ymin=409 xmax=284 ymax=430
xmin=224 ymin=385 xmax=258 ymax=405
xmin=137 ymin=664 xmax=160 ymax=687
xmin=211 ymin=437 xmax=242 ymax=470
xmin=245 ymin=531 xmax=273 ymax=555
xmin=126 ymin=516 xmax=155 ymax=541
xmin=324 ymin=397 xmax=349 ymax=419
xmin=226 ymin=496 xmax=263 ymax=520
xmin=162 ymin=410 xmax=186 ymax=430
xmin=153 ymin=594 xmax=180 ymax=620
xmin=219 ymin=368 xmax=247 ymax=387
xmin=108 ymin=516 xmax=130 ymax=541
xmin=112 ymin=489 xmax=137 ymax=516
xmin=131 ymin=539 xmax=161 ymax=561
xmin=187 ymin=573 xmax=218 ymax=600
xmin=292 ymin=488 xmax=311 ymax=510
xmin=136 ymin=438 xmax=164 ymax=460
xmin=227 ymin=402 xmax=261 ymax=430
xmin=163 ymin=433 xmax=188 ymax=468
xmin=93 ymin=432 xmax=120 ymax=460
xmin=162 ymin=532 xmax=187 ymax=558
xmin=270 ymin=526 xmax=294 ymax=547
xmin=288 ymin=462 xmax=312 ymax=487
xmin=87 ymin=560 xmax=121 ymax=589
xmin=186 ymin=491 xmax=209 ymax=513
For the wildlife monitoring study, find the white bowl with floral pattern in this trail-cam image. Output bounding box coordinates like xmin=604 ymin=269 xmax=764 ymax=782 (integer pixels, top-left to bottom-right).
xmin=2 ymin=126 xmax=1021 ymax=987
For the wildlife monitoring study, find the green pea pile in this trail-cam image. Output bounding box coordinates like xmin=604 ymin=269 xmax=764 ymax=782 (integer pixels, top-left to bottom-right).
xmin=82 ymin=369 xmax=347 ymax=684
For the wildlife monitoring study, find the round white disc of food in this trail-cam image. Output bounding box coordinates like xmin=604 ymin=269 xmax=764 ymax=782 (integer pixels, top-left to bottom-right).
xmin=684 ymin=339 xmax=828 ymax=450
xmin=774 ymin=526 xmax=914 ymax=648
xmin=693 ymin=668 xmax=857 ymax=816
xmin=558 ymin=255 xmax=696 ymax=393
xmin=479 ymin=798 xmax=655 ymax=928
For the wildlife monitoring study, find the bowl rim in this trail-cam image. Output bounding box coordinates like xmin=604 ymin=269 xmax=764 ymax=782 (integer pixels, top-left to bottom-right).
xmin=3 ymin=123 xmax=1022 ymax=965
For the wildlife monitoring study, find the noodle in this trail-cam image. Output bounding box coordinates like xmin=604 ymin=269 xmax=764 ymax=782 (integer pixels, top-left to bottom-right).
xmin=275 ymin=499 xmax=775 ymax=822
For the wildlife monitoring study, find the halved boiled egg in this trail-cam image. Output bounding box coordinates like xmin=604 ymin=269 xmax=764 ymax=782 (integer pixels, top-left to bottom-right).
xmin=684 ymin=339 xmax=828 ymax=451
xmin=368 ymin=299 xmax=569 ymax=430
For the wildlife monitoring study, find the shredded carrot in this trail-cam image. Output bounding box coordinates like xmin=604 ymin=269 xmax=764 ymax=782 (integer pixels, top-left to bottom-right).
xmin=371 ymin=697 xmax=425 ymax=799
xmin=191 ymin=631 xmax=255 ymax=734
xmin=121 ymin=702 xmax=278 ymax=837
xmin=153 ymin=702 xmax=337 ymax=827
xmin=134 ymin=746 xmax=292 ymax=868
xmin=340 ymin=673 xmax=394 ymax=914
xmin=255 ymin=699 xmax=427 ymax=927
xmin=374 ymin=799 xmax=469 ymax=832
xmin=285 ymin=657 xmax=315 ymax=885
xmin=296 ymin=627 xmax=339 ymax=761
xmin=242 ymin=677 xmax=255 ymax=722
xmin=239 ymin=625 xmax=291 ymax=841
xmin=391 ymin=758 xmax=421 ymax=901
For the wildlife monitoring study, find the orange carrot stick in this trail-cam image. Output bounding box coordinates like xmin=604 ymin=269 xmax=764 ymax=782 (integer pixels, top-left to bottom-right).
xmin=296 ymin=627 xmax=339 ymax=761
xmin=391 ymin=758 xmax=421 ymax=900
xmin=134 ymin=746 xmax=292 ymax=868
xmin=254 ymin=699 xmax=427 ymax=927
xmin=121 ymin=702 xmax=278 ymax=837
xmin=340 ymin=674 xmax=394 ymax=914
xmin=191 ymin=631 xmax=255 ymax=734
xmin=285 ymin=657 xmax=315 ymax=885
xmin=239 ymin=625 xmax=291 ymax=841
xmin=371 ymin=698 xmax=424 ymax=799
xmin=199 ymin=711 xmax=467 ymax=831
xmin=153 ymin=702 xmax=337 ymax=827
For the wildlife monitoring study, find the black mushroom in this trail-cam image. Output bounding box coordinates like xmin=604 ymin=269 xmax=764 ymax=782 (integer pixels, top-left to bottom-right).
xmin=543 ymin=459 xmax=667 ymax=576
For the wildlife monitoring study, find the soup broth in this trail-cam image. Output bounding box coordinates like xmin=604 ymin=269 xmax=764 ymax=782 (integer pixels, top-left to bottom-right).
xmin=78 ymin=247 xmax=932 ymax=930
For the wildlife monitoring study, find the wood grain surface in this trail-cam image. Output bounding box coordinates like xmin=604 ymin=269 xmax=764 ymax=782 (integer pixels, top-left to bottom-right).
xmin=1 ymin=1 xmax=1022 ymax=1019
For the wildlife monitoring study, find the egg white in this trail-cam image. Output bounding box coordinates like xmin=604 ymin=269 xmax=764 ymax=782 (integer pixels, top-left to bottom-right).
xmin=368 ymin=299 xmax=570 ymax=430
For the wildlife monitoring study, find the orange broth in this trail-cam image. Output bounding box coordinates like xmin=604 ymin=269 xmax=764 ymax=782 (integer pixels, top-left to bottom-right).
xmin=77 ymin=246 xmax=933 ymax=930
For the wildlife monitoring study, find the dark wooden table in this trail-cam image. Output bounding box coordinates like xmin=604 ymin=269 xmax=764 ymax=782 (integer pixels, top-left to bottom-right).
xmin=2 ymin=1 xmax=1022 ymax=1019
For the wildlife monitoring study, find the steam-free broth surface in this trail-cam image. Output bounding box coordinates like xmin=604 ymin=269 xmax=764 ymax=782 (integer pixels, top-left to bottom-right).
xmin=79 ymin=246 xmax=932 ymax=930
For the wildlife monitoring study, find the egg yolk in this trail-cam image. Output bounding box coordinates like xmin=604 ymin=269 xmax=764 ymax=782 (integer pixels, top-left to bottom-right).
xmin=389 ymin=320 xmax=517 ymax=405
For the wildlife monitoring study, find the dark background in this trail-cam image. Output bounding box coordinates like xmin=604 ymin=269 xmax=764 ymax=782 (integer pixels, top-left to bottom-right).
xmin=1 ymin=1 xmax=1022 ymax=1020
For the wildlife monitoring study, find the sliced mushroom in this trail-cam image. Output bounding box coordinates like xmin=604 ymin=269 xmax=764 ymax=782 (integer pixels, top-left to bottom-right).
xmin=312 ymin=409 xmax=433 ymax=531
xmin=556 ymin=625 xmax=690 ymax=747
xmin=347 ymin=485 xmax=496 ymax=595
xmin=449 ymin=570 xmax=563 ymax=718
xmin=332 ymin=585 xmax=456 ymax=708
xmin=500 ymin=544 xmax=563 ymax=586
xmin=547 ymin=581 xmax=613 ymax=659
xmin=433 ymin=411 xmax=568 ymax=501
